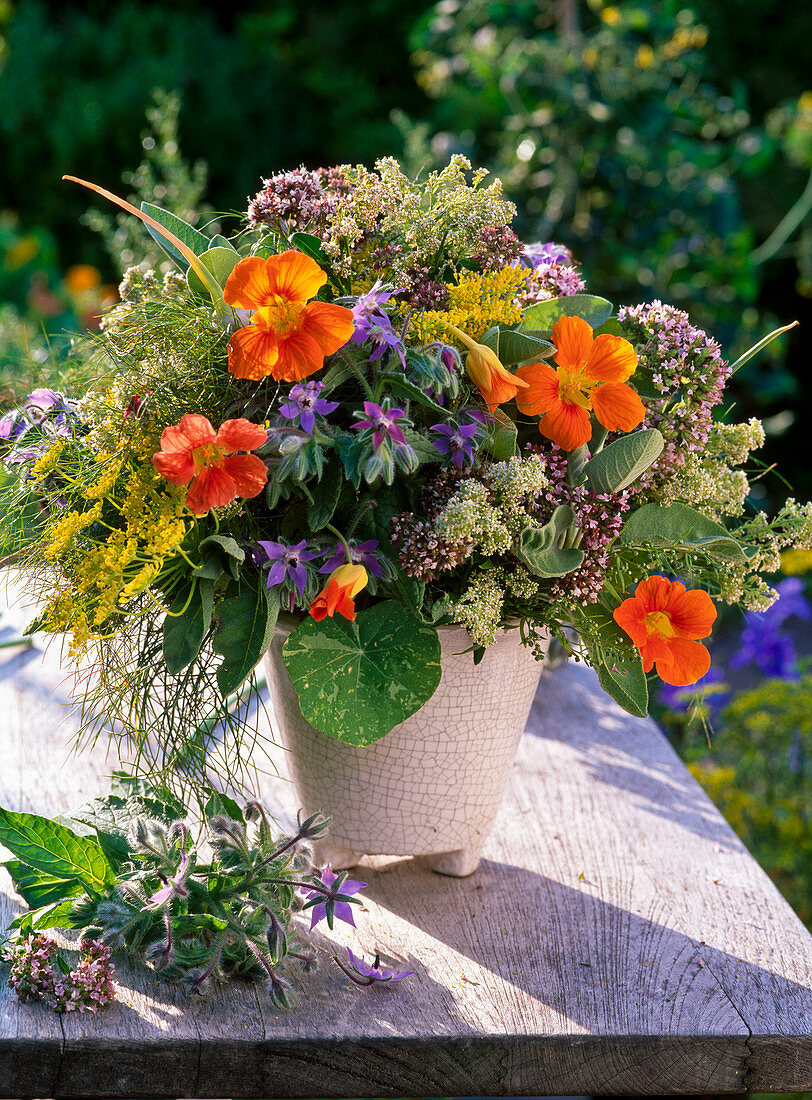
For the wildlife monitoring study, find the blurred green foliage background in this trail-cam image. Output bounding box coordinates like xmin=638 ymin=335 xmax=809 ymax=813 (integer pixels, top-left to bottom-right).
xmin=0 ymin=0 xmax=810 ymax=931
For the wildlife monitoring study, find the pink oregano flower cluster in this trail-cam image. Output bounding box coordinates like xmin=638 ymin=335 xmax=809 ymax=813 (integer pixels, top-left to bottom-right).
xmin=6 ymin=935 xmax=115 ymax=1013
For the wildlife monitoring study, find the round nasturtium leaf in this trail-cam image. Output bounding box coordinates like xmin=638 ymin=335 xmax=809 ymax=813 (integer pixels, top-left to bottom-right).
xmin=282 ymin=601 xmax=442 ymax=745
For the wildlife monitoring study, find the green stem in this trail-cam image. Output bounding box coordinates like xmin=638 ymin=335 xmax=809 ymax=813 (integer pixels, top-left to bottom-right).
xmin=338 ymin=347 xmax=374 ymax=400
xmin=752 ymin=166 xmax=812 ymax=265
xmin=325 ymin=522 xmax=353 ymax=563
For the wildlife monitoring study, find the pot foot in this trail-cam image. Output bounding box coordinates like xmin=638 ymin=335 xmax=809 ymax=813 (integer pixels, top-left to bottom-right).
xmin=313 ymin=841 xmax=363 ymax=870
xmin=426 ymin=846 xmax=482 ymax=877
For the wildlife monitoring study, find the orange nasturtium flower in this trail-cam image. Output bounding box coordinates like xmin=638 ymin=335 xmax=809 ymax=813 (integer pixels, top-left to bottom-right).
xmin=223 ymin=251 xmax=355 ymax=383
xmin=447 ymin=324 xmax=529 ymax=411
xmin=152 ymin=414 xmax=268 ymax=516
xmin=613 ymin=575 xmax=717 ymax=687
xmin=309 ymin=564 xmax=369 ymax=623
xmin=514 ymin=315 xmax=645 ymax=451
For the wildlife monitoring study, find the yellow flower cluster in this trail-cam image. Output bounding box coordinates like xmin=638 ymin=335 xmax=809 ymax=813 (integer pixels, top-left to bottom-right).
xmin=43 ymin=503 xmax=104 ymax=563
xmin=409 ymin=266 xmax=530 ymax=344
xmin=30 ymin=441 xmax=65 ymax=481
xmin=39 ymin=451 xmax=191 ymax=650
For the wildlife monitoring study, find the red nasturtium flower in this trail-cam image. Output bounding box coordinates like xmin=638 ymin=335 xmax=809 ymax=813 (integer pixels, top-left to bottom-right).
xmin=223 ymin=251 xmax=355 ymax=382
xmin=448 ymin=324 xmax=530 ymax=411
xmin=309 ymin=564 xmax=369 ymax=623
xmin=515 ymin=315 xmax=646 ymax=451
xmin=613 ymin=575 xmax=717 ymax=687
xmin=153 ymin=414 xmax=268 ymax=516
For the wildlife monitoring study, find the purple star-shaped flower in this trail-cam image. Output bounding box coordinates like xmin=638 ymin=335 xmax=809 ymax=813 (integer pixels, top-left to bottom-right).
xmin=350 ymin=281 xmax=406 ymax=364
xmin=257 ymin=539 xmax=321 ymax=594
xmin=350 ymin=280 xmax=395 ymax=329
xmin=522 ymin=241 xmax=573 ymax=268
xmin=340 ymin=948 xmax=414 ymax=984
xmin=300 ymin=865 xmax=367 ymax=930
xmin=319 ymin=539 xmax=383 ymax=578
xmin=361 ymin=317 xmax=406 ymax=363
xmin=429 ymin=421 xmax=479 ymax=468
xmin=279 ymin=381 xmax=339 ymax=435
xmin=353 ymin=401 xmax=406 ymax=452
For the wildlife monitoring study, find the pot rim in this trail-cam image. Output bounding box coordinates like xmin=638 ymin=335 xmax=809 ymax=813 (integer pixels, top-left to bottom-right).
xmin=273 ymin=610 xmax=534 ymax=643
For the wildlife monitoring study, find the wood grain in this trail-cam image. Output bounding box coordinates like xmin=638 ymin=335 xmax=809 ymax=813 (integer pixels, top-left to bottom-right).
xmin=0 ymin=583 xmax=810 ymax=1096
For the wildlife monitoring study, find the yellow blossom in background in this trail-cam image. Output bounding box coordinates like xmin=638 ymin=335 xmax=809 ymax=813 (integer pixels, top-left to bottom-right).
xmin=635 ymin=44 xmax=654 ymax=69
xmin=582 ymin=46 xmax=599 ymax=71
xmin=781 ymin=548 xmax=812 ymax=576
xmin=600 ymin=6 xmax=621 ymax=25
xmin=662 ymin=26 xmax=706 ymax=59
xmin=65 ymin=265 xmax=101 ymax=293
xmin=5 ymin=236 xmax=40 ymax=270
xmin=409 ymin=266 xmax=529 ymax=345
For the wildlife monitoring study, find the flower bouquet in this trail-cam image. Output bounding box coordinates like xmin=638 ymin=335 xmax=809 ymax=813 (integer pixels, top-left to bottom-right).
xmin=0 ymin=156 xmax=810 ymax=868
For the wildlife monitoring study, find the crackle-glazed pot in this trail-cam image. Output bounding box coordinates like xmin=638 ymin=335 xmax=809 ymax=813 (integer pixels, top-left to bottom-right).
xmin=263 ymin=617 xmax=545 ymax=877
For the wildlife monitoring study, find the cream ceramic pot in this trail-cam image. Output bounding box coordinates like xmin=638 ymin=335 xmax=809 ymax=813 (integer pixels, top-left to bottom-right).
xmin=263 ymin=618 xmax=544 ymax=876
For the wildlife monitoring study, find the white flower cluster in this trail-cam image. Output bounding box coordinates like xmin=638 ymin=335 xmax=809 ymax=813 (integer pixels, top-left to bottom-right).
xmin=716 ymin=498 xmax=812 ymax=609
xmin=449 ymin=563 xmax=542 ymax=648
xmin=450 ymin=567 xmax=507 ymax=647
xmin=488 ymin=453 xmax=550 ymax=534
xmin=435 ymin=480 xmax=512 ymax=555
xmin=651 ymin=417 xmax=765 ymax=519
xmin=322 ymin=155 xmax=516 ymax=281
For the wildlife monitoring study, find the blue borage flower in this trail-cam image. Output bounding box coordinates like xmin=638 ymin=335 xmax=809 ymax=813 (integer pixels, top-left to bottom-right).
xmin=334 ymin=947 xmax=415 ymax=986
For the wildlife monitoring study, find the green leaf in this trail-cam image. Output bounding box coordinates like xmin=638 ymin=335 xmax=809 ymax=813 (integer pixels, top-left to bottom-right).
xmin=107 ymin=775 xmax=186 ymax=818
xmin=11 ymin=898 xmax=85 ymax=931
xmin=546 ymin=503 xmax=576 ymax=544
xmin=171 ymin=913 xmax=229 ymax=936
xmin=290 ymin=231 xmax=329 ymax=264
xmin=583 ymin=623 xmax=649 ymax=718
xmin=566 ymin=443 xmax=590 ymax=485
xmin=628 ymin=366 xmax=662 ymax=400
xmin=519 ymin=294 xmax=614 ymax=332
xmin=186 ymin=245 xmax=242 ymax=298
xmin=204 ymin=791 xmax=245 ymax=823
xmin=392 ymin=567 xmax=426 ymax=618
xmin=212 ymin=576 xmax=279 ymax=695
xmin=282 ymin=601 xmax=442 ymax=745
xmin=620 ymin=502 xmax=747 ymax=561
xmin=194 ymin=535 xmax=246 ymax=581
xmin=140 ymin=202 xmax=210 ymax=270
xmin=162 ymin=581 xmax=215 ymax=676
xmin=378 ymin=372 xmax=448 ymax=416
xmin=0 ymin=806 xmax=115 ymax=893
xmin=320 ymin=358 xmax=356 ymax=393
xmin=583 ymin=429 xmax=665 ymax=493
xmin=208 ymin=234 xmax=237 ymax=252
xmin=728 ymin=321 xmax=798 ymax=375
xmin=401 ymin=426 xmax=442 ymax=466
xmin=484 ymin=406 xmax=517 ymax=460
xmin=480 ymin=326 xmax=555 ymax=365
xmin=308 ymin=457 xmax=344 ymax=531
xmin=3 ymin=861 xmax=83 ymax=909
xmin=517 ymin=535 xmax=584 ymax=577
xmin=593 ymin=318 xmax=624 ymax=338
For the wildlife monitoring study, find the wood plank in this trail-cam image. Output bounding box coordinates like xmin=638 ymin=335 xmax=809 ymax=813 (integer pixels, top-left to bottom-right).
xmin=0 ymin=583 xmax=810 ymax=1096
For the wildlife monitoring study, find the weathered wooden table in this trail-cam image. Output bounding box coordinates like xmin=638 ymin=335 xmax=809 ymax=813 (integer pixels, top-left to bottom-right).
xmin=1 ymin=590 xmax=811 ymax=1098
